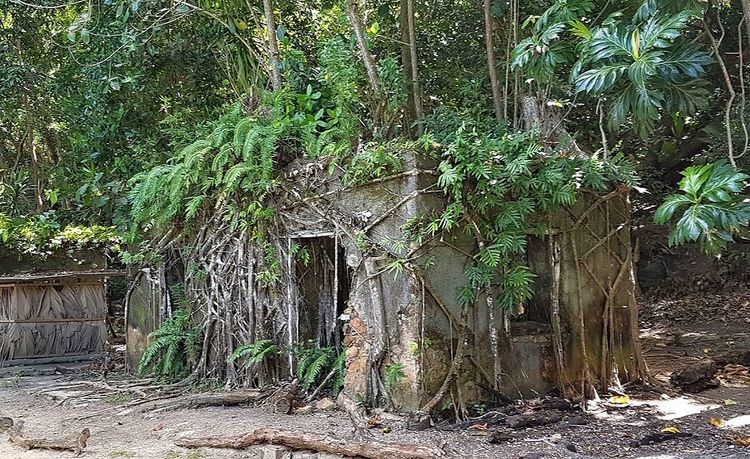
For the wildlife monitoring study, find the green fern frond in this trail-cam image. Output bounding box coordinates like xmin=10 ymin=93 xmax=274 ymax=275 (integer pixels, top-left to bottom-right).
xmin=228 ymin=339 xmax=280 ymax=368
xmin=384 ymin=363 xmax=405 ymax=390
xmin=294 ymin=344 xmax=341 ymax=390
xmin=138 ymin=306 xmax=201 ymax=381
xmin=233 ymin=118 xmax=255 ymax=151
xmin=182 ymin=139 xmax=212 ymax=171
xmin=222 ymin=164 xmax=255 ymax=194
xmin=303 ymin=352 xmax=330 ymax=388
xmin=211 ymin=143 xmax=235 ymax=173
xmin=185 ymin=195 xmax=205 ymax=221
xmin=331 ymin=350 xmax=346 ymax=396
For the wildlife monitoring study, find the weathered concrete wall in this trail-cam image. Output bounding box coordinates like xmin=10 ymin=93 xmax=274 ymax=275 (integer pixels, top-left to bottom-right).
xmin=283 ymin=157 xmax=638 ymax=409
xmin=527 ymin=191 xmax=637 ymax=392
xmin=126 ymin=155 xmax=638 ymax=408
xmin=0 ymin=248 xmax=107 ymax=275
xmin=125 ymin=270 xmax=166 ymax=371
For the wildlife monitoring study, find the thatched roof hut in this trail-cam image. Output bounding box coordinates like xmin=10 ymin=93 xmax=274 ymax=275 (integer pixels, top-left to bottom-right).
xmin=0 ymin=271 xmax=120 ymax=366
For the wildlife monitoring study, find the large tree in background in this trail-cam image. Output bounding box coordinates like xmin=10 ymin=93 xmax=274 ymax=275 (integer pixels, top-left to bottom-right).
xmin=1 ymin=0 xmax=749 ymax=248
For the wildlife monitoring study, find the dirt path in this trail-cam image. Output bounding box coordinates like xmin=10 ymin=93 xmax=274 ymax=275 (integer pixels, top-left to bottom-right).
xmin=0 ymin=370 xmax=748 ymax=459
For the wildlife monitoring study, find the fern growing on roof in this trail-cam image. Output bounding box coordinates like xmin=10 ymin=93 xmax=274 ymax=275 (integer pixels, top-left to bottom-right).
xmin=127 ymin=89 xmax=354 ymax=236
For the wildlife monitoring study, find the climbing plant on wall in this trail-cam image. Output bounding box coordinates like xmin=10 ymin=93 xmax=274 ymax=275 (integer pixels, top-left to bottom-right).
xmin=382 ymin=123 xmax=638 ymax=311
xmin=10 ymin=0 xmax=750 ymax=412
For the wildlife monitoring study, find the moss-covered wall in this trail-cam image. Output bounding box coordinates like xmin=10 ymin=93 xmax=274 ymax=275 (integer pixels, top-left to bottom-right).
xmin=0 ymin=248 xmax=107 ymax=275
xmin=125 ymin=271 xmax=165 ymax=371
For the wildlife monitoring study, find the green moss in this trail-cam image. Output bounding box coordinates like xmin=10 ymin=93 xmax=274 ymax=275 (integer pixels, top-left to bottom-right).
xmin=0 ymin=213 xmax=120 ymax=258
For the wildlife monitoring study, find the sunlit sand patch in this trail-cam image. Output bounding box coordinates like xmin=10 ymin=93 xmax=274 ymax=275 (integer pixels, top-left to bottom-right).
xmin=631 ymin=396 xmax=721 ymax=421
xmin=725 ymin=414 xmax=750 ymax=429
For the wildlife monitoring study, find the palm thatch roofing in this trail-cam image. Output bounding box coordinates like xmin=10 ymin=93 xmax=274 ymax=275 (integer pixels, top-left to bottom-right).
xmin=0 ymin=270 xmax=125 ymax=365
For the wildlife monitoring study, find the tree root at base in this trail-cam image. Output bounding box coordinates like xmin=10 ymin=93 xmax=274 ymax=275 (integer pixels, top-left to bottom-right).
xmin=174 ymin=427 xmax=445 ymax=458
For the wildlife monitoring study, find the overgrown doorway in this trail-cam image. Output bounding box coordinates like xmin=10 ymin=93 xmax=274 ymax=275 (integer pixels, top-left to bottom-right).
xmin=291 ymin=234 xmax=350 ymax=351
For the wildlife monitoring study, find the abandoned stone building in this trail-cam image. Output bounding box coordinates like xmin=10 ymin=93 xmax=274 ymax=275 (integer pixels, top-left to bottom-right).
xmin=126 ymin=151 xmax=642 ymax=411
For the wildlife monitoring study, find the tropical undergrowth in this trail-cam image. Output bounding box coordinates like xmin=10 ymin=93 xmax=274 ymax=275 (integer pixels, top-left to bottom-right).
xmin=139 ymin=285 xmax=201 ymax=382
xmin=126 ymin=25 xmax=641 ymax=393
xmin=127 ymin=91 xmax=354 ymax=237
xmin=130 ymin=97 xmax=639 ymax=390
xmin=0 ymin=213 xmax=119 ymax=258
xmin=294 ymin=343 xmax=346 ymax=395
xmin=655 ymin=161 xmax=750 ymax=255
xmin=127 ymin=41 xmax=366 ymax=386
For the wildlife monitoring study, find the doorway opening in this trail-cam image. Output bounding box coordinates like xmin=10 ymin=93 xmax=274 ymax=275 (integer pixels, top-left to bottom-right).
xmin=290 ymin=233 xmax=351 ymax=351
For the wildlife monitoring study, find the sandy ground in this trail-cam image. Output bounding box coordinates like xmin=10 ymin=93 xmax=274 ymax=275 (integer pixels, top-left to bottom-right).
xmin=0 ymin=369 xmax=749 ymax=459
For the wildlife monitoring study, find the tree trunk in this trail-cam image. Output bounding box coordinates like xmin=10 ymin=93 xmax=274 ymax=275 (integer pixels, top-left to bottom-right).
xmin=399 ymin=0 xmax=415 ymax=135
xmin=175 ymin=427 xmax=445 ymax=459
xmin=17 ymin=38 xmax=44 ymax=212
xmin=742 ymin=0 xmax=750 ymax=51
xmin=406 ymin=0 xmax=424 ymax=135
xmin=484 ymin=0 xmax=503 ymax=121
xmin=346 ymin=0 xmax=385 ymax=131
xmin=703 ymin=20 xmax=737 ymax=164
xmin=263 ymin=0 xmax=282 ymax=91
xmin=24 ymin=97 xmax=44 ymax=212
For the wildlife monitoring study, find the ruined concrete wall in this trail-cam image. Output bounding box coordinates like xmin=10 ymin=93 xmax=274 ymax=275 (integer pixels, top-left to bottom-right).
xmin=125 ymin=269 xmax=167 ymax=371
xmin=284 ymin=157 xmax=638 ymax=409
xmin=125 ymin=154 xmax=638 ymax=407
xmin=351 ymin=192 xmax=634 ymax=406
xmin=328 ymin=163 xmax=433 ymax=410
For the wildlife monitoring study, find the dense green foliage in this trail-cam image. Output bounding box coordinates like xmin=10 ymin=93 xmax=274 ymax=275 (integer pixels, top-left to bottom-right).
xmin=655 ymin=161 xmax=750 ymax=255
xmin=514 ymin=1 xmax=713 ymax=135
xmin=410 ymin=127 xmax=637 ymax=309
xmin=3 ymin=0 xmax=750 ymax=390
xmin=2 ymin=0 xmax=748 ymax=249
xmin=0 ymin=214 xmax=118 ymax=256
xmin=229 ymin=339 xmax=280 ymax=368
xmin=294 ymin=344 xmax=345 ymax=394
xmin=127 ymin=84 xmax=354 ymax=234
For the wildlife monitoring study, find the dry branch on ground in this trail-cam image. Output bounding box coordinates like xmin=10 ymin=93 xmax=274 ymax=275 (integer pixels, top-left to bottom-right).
xmin=7 ymin=420 xmax=90 ymax=456
xmin=117 ymin=389 xmax=269 ymax=415
xmin=175 ymin=427 xmax=445 ymax=458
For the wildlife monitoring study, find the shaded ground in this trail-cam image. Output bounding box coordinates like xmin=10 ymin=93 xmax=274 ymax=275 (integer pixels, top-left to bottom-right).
xmin=638 ymin=234 xmax=750 ymax=380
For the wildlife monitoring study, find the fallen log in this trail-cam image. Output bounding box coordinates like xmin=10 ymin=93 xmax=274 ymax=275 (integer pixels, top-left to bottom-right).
xmin=7 ymin=420 xmax=90 ymax=456
xmin=670 ymin=359 xmax=720 ymax=393
xmin=175 ymin=427 xmax=444 ymax=459
xmin=506 ymin=412 xmax=563 ymax=429
xmin=118 ymin=389 xmax=268 ymax=415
